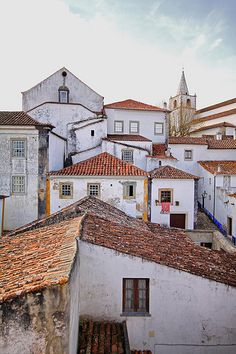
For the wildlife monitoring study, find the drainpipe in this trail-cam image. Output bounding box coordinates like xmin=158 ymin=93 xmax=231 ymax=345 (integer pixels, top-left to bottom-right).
xmin=213 ymin=175 xmax=216 ymax=218
xmin=148 ymin=177 xmax=152 ymax=222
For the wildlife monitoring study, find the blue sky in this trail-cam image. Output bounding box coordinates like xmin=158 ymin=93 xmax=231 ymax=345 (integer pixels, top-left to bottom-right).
xmin=0 ymin=0 xmax=235 ymax=109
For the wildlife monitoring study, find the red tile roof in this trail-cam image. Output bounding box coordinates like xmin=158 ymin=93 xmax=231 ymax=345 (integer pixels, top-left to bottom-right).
xmin=191 ymin=121 xmax=236 ymax=133
xmin=107 ymin=134 xmax=151 ymax=142
xmin=0 ymin=217 xmax=82 ymax=302
xmin=196 ymin=97 xmax=236 ymax=114
xmin=228 ymin=193 xmax=236 ymax=198
xmin=0 ymin=111 xmax=53 ymax=127
xmin=50 ymin=152 xmax=148 ymax=177
xmin=207 ymin=138 xmax=236 ymax=149
xmin=104 ymin=99 xmax=165 ymax=111
xmin=79 ymin=320 xmax=128 ymax=353
xmin=198 ymin=161 xmax=236 ymax=174
xmin=168 ymin=137 xmax=208 ymax=145
xmin=151 ymin=165 xmax=199 ymax=179
xmin=131 ymin=351 xmax=152 ymax=354
xmin=194 ymin=108 xmax=236 ymax=124
xmin=152 ymin=144 xmax=166 ymax=155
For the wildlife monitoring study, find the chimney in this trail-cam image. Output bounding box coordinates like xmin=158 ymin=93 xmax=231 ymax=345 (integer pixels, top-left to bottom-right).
xmin=216 ymin=132 xmax=222 ymax=140
xmin=217 ymin=165 xmax=221 ymax=173
xmin=166 ymin=147 xmax=171 ymax=157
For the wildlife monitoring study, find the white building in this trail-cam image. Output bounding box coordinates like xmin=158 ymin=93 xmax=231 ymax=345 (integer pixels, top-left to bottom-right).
xmin=198 ymin=160 xmax=236 ymax=239
xmin=150 ymin=165 xmax=198 ymax=229
xmin=0 ymin=195 xmax=8 ymax=236
xmin=105 ymin=99 xmax=168 ymax=144
xmin=48 ymin=152 xmax=148 ymax=220
xmin=0 ymin=111 xmax=52 ymax=230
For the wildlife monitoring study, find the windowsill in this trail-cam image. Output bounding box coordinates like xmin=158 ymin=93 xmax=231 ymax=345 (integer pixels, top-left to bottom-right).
xmin=120 ymin=312 xmax=151 ymax=317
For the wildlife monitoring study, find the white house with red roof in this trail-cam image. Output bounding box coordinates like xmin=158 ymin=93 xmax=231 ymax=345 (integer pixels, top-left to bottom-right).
xmin=48 ymin=152 xmax=148 ymax=219
xmin=197 ymin=160 xmax=236 ymax=241
xmin=150 ymin=165 xmax=199 ymax=229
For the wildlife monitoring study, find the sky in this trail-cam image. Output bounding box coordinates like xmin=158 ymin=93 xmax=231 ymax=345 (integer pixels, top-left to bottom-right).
xmin=0 ymin=0 xmax=235 ymax=110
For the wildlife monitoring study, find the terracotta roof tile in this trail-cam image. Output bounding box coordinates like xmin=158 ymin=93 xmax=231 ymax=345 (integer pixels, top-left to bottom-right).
xmin=0 ymin=111 xmax=53 ymax=127
xmin=107 ymin=134 xmax=151 ymax=142
xmin=198 ymin=161 xmax=236 ymax=174
xmin=196 ymin=98 xmax=236 ymax=114
xmin=194 ymin=108 xmax=236 ymax=124
xmin=191 ymin=121 xmax=236 ymax=133
xmin=151 ymin=165 xmax=199 ymax=179
xmin=0 ymin=217 xmax=82 ymax=302
xmin=207 ymin=138 xmax=236 ymax=149
xmin=152 ymin=144 xmax=166 ymax=155
xmin=169 ymin=137 xmax=208 ymax=145
xmin=228 ymin=193 xmax=236 ymax=198
xmin=104 ymin=99 xmax=165 ymax=112
xmin=50 ymin=152 xmax=148 ymax=176
xmin=79 ymin=319 xmax=127 ymax=353
xmin=131 ymin=351 xmax=152 ymax=354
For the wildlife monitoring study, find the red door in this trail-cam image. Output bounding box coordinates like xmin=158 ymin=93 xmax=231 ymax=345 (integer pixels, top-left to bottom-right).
xmin=170 ymin=214 xmax=186 ymax=229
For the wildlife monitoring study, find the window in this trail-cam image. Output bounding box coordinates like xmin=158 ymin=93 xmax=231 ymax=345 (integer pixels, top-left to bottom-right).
xmin=123 ymin=182 xmax=136 ymax=199
xmin=12 ymin=140 xmax=26 ymax=158
xmin=160 ymin=190 xmax=172 ymax=203
xmin=59 ymin=90 xmax=69 ymax=103
xmin=173 ymin=100 xmax=177 ymax=109
xmin=87 ymin=183 xmax=101 ymax=197
xmin=91 ymin=130 xmax=95 ymax=137
xmin=12 ymin=176 xmax=25 ymax=194
xmin=59 ymin=183 xmax=73 ymax=199
xmin=154 ymin=122 xmax=164 ymax=135
xmin=209 ymin=178 xmax=212 ymax=185
xmin=122 ymin=150 xmax=133 ymax=164
xmin=209 ymin=194 xmax=211 ymax=201
xmin=223 ymin=176 xmax=231 ymax=189
xmin=184 ymin=149 xmax=192 ymax=160
xmin=186 ymin=98 xmax=191 ymax=107
xmin=158 ymin=188 xmax=173 ymax=204
xmin=123 ymin=278 xmax=149 ymax=314
xmin=129 ymin=121 xmax=139 ymax=134
xmin=114 ymin=121 xmax=124 ymax=133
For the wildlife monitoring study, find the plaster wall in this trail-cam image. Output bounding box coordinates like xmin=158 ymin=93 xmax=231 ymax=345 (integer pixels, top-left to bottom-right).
xmin=105 ymin=108 xmax=166 ymax=143
xmin=72 ymin=146 xmax=102 ymax=164
xmin=0 ymin=127 xmax=39 ymax=230
xmin=79 ymin=241 xmax=236 ymax=354
xmin=49 ymin=133 xmax=65 ymax=171
xmin=146 ymin=157 xmax=177 ymax=172
xmin=196 ymin=101 xmax=236 ymax=119
xmin=49 ymin=176 xmax=146 ymax=218
xmin=193 ymin=113 xmax=236 ymax=129
xmin=22 ymin=67 xmax=103 ymax=113
xmin=151 ymin=179 xmax=195 ymax=229
xmin=74 ymin=119 xmax=107 ymax=152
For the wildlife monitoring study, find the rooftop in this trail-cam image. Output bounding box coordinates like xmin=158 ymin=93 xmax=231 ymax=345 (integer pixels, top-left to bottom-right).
xmin=0 ymin=111 xmax=53 ymax=127
xmin=194 ymin=108 xmax=236 ymax=124
xmin=196 ymin=97 xmax=236 ymax=114
xmin=50 ymin=152 xmax=148 ymax=177
xmin=198 ymin=161 xmax=236 ymax=175
xmin=150 ymin=165 xmax=199 ymax=179
xmin=191 ymin=121 xmax=236 ymax=133
xmin=104 ymin=99 xmax=165 ymax=112
xmin=1 ymin=197 xmax=236 ymax=303
xmin=168 ymin=136 xmax=208 ymax=145
xmin=207 ymin=138 xmax=236 ymax=149
xmin=150 ymin=144 xmax=176 ymax=159
xmin=107 ymin=134 xmax=151 ymax=142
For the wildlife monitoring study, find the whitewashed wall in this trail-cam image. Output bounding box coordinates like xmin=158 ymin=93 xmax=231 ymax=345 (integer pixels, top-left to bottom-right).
xmin=74 ymin=119 xmax=107 ymax=153
xmin=72 ymin=146 xmax=102 ymax=164
xmin=191 ymin=126 xmax=236 ymax=137
xmin=0 ymin=127 xmax=39 ymax=230
xmin=102 ymin=140 xmax=148 ymax=170
xmin=151 ymin=179 xmax=195 ymax=229
xmin=196 ymin=101 xmax=236 ymax=119
xmin=105 ymin=108 xmax=167 ymax=143
xmin=146 ymin=157 xmax=178 ymax=172
xmin=49 ymin=176 xmax=146 ymax=218
xmin=49 ymin=133 xmax=66 ymax=171
xmin=79 ymin=241 xmax=236 ymax=354
xmin=22 ymin=67 xmax=103 ymax=113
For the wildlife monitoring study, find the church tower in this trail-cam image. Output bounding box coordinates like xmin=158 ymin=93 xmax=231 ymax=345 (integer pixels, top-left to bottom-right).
xmin=169 ymin=70 xmax=196 ymax=136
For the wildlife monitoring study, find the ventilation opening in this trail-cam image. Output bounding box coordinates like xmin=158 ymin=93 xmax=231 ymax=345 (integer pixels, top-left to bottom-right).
xmin=91 ymin=130 xmax=95 ymax=137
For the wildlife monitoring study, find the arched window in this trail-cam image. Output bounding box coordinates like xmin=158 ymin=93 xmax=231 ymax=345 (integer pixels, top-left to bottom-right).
xmin=186 ymin=98 xmax=191 ymax=107
xmin=173 ymin=100 xmax=177 ymax=109
xmin=58 ymin=86 xmax=69 ymax=103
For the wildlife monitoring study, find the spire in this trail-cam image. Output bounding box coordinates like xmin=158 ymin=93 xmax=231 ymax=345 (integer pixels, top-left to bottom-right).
xmin=177 ymin=69 xmax=189 ymax=95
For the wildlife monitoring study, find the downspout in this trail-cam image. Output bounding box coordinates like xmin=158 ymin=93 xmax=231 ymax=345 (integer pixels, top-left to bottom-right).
xmin=148 ymin=176 xmax=152 ymax=222
xmin=213 ymin=175 xmax=216 ymax=218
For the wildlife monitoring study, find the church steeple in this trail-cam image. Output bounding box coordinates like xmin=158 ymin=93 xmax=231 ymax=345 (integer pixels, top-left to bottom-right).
xmin=177 ymin=69 xmax=189 ymax=95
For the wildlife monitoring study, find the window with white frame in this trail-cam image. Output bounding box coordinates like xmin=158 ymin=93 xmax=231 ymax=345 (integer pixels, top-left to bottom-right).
xmin=123 ymin=182 xmax=136 ymax=199
xmin=184 ymin=149 xmax=193 ymax=160
xmin=12 ymin=140 xmax=26 ymax=158
xmin=129 ymin=121 xmax=139 ymax=134
xmin=12 ymin=176 xmax=25 ymax=194
xmin=114 ymin=121 xmax=124 ymax=133
xmin=87 ymin=183 xmax=101 ymax=197
xmin=122 ymin=150 xmax=133 ymax=163
xmin=158 ymin=188 xmax=173 ymax=203
xmin=154 ymin=122 xmax=164 ymax=135
xmin=59 ymin=182 xmax=73 ymax=199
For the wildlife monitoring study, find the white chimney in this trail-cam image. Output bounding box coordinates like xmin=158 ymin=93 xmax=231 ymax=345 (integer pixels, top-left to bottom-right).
xmin=216 ymin=132 xmax=222 ymax=140
xmin=217 ymin=165 xmax=221 ymax=173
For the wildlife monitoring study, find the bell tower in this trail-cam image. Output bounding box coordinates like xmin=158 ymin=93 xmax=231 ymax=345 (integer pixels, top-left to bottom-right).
xmin=169 ymin=70 xmax=196 ymax=136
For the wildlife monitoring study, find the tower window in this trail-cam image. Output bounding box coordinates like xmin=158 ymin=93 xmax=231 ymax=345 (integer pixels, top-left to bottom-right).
xmin=186 ymin=99 xmax=191 ymax=107
xmin=173 ymin=100 xmax=177 ymax=109
xmin=58 ymin=86 xmax=69 ymax=103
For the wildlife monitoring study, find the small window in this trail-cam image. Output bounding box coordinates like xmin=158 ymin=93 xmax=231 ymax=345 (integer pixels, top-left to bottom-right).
xmin=12 ymin=176 xmax=25 ymax=194
xmin=12 ymin=140 xmax=26 ymax=158
xmin=123 ymin=182 xmax=136 ymax=199
xmin=159 ymin=161 xmax=162 ymax=167
xmin=209 ymin=195 xmax=211 ymax=201
xmin=160 ymin=190 xmax=172 ymax=203
xmin=59 ymin=90 xmax=69 ymax=103
xmin=91 ymin=130 xmax=95 ymax=137
xmin=209 ymin=178 xmax=211 ymax=185
xmin=200 ymin=242 xmax=212 ymax=249
xmin=154 ymin=122 xmax=164 ymax=135
xmin=87 ymin=183 xmax=101 ymax=197
xmin=173 ymin=100 xmax=177 ymax=109
xmin=123 ymin=278 xmax=149 ymax=314
xmin=184 ymin=149 xmax=192 ymax=161
xmin=114 ymin=121 xmax=124 ymax=133
xmin=129 ymin=121 xmax=139 ymax=134
xmin=122 ymin=150 xmax=133 ymax=164
xmin=186 ymin=98 xmax=191 ymax=107
xmin=59 ymin=183 xmax=73 ymax=199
